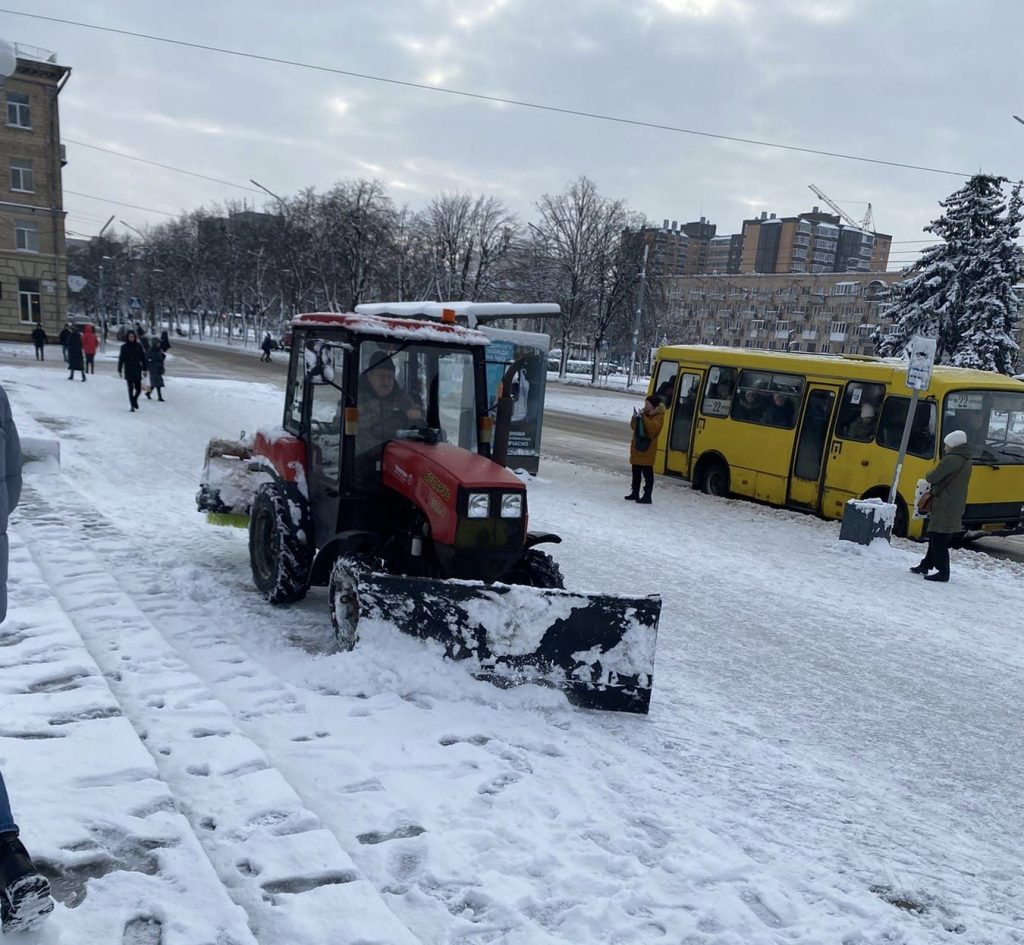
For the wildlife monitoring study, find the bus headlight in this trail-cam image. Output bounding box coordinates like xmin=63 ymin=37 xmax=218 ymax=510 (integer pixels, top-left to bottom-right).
xmin=467 ymin=492 xmax=490 ymax=518
xmin=500 ymin=493 xmax=523 ymax=519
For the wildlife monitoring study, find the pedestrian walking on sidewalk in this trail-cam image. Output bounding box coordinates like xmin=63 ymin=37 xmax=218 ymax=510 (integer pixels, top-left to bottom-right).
xmin=159 ymin=330 xmax=171 ymax=353
xmin=58 ymin=324 xmax=71 ymax=363
xmin=145 ymin=344 xmax=166 ymax=402
xmin=118 ymin=330 xmax=147 ymax=412
xmin=910 ymin=429 xmax=973 ymax=583
xmin=81 ymin=324 xmax=98 ymax=374
xmin=66 ymin=325 xmax=86 ymax=382
xmin=625 ymin=395 xmax=666 ymax=505
xmin=260 ymin=332 xmax=274 ymax=363
xmin=0 ymin=772 xmax=53 ymax=934
xmin=30 ymin=324 xmax=47 ymax=361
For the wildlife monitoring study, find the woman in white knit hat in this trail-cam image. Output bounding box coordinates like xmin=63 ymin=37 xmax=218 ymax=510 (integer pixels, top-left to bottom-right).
xmin=910 ymin=429 xmax=973 ymax=582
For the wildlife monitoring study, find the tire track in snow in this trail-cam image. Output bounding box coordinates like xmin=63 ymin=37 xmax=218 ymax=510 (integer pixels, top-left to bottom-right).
xmin=19 ymin=486 xmax=421 ymax=945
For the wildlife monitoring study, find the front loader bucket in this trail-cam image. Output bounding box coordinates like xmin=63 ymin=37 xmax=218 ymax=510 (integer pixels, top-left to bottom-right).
xmin=357 ymin=574 xmax=661 ymax=713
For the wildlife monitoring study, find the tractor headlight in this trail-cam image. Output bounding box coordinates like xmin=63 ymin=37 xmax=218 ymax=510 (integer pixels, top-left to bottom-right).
xmin=500 ymin=493 xmax=523 ymax=519
xmin=467 ymin=492 xmax=490 ymax=519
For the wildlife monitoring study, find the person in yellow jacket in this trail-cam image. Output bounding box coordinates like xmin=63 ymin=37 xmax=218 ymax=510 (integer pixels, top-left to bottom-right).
xmin=626 ymin=395 xmax=666 ymax=504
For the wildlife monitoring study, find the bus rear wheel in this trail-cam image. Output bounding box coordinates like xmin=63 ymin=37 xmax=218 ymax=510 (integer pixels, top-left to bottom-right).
xmin=700 ymin=460 xmax=730 ymax=497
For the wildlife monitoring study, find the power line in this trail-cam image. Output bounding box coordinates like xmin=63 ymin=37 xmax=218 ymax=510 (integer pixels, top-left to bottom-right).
xmin=64 ymin=189 xmax=178 ymax=216
xmin=62 ymin=138 xmax=265 ymax=194
xmin=3 ymin=8 xmax=972 ymax=179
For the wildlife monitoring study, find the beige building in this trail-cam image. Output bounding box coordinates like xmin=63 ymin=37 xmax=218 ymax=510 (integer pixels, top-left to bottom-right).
xmin=664 ymin=271 xmax=906 ymax=356
xmin=739 ymin=208 xmax=891 ymax=274
xmin=0 ymin=44 xmax=70 ymax=340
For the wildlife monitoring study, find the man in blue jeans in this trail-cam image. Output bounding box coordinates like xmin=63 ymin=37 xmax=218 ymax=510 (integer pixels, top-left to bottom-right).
xmin=0 ymin=383 xmax=54 ymax=932
xmin=0 ymin=772 xmax=53 ymax=932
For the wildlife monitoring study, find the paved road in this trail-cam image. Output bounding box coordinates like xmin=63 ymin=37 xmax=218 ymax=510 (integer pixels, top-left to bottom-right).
xmin=28 ymin=339 xmax=1022 ymax=565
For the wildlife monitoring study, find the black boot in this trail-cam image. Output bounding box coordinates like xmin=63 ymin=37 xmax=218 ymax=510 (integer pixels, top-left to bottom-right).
xmin=157 ymin=391 xmax=164 ymax=402
xmin=145 ymin=389 xmax=152 ymax=399
xmin=0 ymin=835 xmax=54 ymax=933
xmin=637 ymin=494 xmax=652 ymax=504
xmin=924 ymin=573 xmax=949 ymax=582
xmin=624 ymin=493 xmax=639 ymax=501
xmin=909 ymin=562 xmax=930 ymax=574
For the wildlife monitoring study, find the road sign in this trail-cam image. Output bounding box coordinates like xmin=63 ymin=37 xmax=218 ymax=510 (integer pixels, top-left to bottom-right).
xmin=906 ymin=335 xmax=936 ymax=391
xmin=67 ymin=275 xmax=87 ymax=293
xmin=129 ymin=297 xmax=143 ymax=311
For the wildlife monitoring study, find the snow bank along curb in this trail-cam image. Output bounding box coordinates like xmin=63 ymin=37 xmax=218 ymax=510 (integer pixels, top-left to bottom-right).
xmin=2 ymin=531 xmax=258 ymax=945
xmin=15 ymin=487 xmax=421 ymax=945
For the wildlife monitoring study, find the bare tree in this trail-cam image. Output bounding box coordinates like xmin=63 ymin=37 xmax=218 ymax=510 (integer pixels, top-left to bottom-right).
xmin=532 ymin=177 xmax=629 ymax=379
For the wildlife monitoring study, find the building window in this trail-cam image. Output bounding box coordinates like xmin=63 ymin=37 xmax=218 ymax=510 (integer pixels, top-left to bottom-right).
xmin=18 ymin=278 xmax=41 ymax=323
xmin=6 ymin=92 xmax=30 ymax=129
xmin=10 ymin=158 xmax=33 ymax=193
xmin=15 ymin=220 xmax=39 ymax=252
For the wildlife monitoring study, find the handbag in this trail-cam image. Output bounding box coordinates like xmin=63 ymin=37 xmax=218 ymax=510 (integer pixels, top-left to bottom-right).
xmin=633 ymin=414 xmax=652 ymax=452
xmin=917 ymin=490 xmax=933 ymax=515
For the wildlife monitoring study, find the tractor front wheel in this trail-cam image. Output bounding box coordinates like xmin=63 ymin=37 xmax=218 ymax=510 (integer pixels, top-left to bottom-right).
xmin=249 ymin=482 xmax=313 ymax=604
xmin=503 ymin=549 xmax=566 ymax=589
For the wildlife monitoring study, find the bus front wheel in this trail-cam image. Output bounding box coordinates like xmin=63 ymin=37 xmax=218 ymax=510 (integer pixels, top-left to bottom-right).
xmin=700 ymin=460 xmax=730 ymax=497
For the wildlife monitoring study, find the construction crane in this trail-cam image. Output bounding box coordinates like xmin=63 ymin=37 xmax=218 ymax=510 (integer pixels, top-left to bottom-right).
xmin=808 ymin=184 xmax=874 ymax=232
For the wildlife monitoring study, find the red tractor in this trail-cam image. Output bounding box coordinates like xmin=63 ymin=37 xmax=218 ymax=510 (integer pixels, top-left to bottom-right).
xmin=198 ymin=312 xmax=660 ymax=712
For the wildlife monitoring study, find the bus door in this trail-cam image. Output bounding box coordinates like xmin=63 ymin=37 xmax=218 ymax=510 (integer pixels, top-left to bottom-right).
xmin=664 ymin=369 xmax=705 ymax=476
xmin=788 ymin=384 xmax=840 ymax=508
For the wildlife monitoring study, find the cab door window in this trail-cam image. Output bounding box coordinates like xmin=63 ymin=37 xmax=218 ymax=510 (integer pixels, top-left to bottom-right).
xmin=283 ymin=330 xmax=307 ymax=434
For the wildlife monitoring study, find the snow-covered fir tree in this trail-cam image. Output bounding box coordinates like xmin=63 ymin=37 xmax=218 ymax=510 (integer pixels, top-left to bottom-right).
xmin=875 ymin=174 xmax=1024 ymax=374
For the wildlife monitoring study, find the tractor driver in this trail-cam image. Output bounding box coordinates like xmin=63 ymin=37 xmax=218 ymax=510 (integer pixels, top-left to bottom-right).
xmin=355 ymin=353 xmax=423 ymax=486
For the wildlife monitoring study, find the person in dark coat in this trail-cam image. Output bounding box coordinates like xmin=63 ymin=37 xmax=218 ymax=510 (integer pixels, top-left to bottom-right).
xmin=57 ymin=324 xmax=71 ymax=363
xmin=260 ymin=333 xmax=274 ymax=363
xmin=29 ymin=325 xmax=47 ymax=361
xmin=626 ymin=395 xmax=666 ymax=504
xmin=145 ymin=345 xmax=166 ymax=402
xmin=0 ymin=390 xmax=54 ymax=931
xmin=159 ymin=330 xmax=171 ymax=352
xmin=66 ymin=326 xmax=86 ymax=382
xmin=911 ymin=429 xmax=973 ymax=582
xmin=118 ymin=330 xmax=147 ymax=412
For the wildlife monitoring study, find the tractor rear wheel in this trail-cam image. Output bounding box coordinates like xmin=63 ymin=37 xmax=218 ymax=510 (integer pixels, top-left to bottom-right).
xmin=249 ymin=482 xmax=313 ymax=604
xmin=503 ymin=549 xmax=566 ymax=589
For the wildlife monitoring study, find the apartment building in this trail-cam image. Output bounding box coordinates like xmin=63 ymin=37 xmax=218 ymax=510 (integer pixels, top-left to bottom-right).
xmin=664 ymin=271 xmax=906 ymax=356
xmin=739 ymin=208 xmax=891 ymax=274
xmin=0 ymin=43 xmax=69 ymax=340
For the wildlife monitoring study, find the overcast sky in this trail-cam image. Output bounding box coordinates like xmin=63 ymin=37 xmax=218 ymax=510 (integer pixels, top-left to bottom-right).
xmin=6 ymin=0 xmax=1024 ymax=269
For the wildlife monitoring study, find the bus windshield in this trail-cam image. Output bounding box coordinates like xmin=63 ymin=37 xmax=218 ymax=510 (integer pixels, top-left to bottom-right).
xmin=943 ymin=389 xmax=1024 ymax=465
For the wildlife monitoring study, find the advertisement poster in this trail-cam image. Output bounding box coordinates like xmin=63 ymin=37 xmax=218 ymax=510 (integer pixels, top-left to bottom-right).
xmin=483 ymin=327 xmax=549 ymax=474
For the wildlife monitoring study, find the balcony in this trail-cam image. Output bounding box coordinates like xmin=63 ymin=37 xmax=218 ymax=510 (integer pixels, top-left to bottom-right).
xmin=802 ymin=330 xmax=818 ymax=340
xmin=830 ymin=332 xmax=847 ymax=342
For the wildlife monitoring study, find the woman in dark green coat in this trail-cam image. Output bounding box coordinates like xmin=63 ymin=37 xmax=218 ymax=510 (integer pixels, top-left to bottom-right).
xmin=911 ymin=429 xmax=973 ymax=582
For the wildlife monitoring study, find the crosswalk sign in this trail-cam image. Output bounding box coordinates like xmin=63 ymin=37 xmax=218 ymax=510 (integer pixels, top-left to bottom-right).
xmin=129 ymin=297 xmax=143 ymax=311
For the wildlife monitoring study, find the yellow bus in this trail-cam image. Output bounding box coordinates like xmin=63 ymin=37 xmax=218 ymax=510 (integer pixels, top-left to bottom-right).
xmin=649 ymin=345 xmax=1024 ymax=538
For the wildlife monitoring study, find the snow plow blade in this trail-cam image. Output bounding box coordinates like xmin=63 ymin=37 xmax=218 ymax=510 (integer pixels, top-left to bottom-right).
xmin=196 ymin=437 xmax=270 ymax=520
xmin=358 ymin=574 xmax=661 ymax=713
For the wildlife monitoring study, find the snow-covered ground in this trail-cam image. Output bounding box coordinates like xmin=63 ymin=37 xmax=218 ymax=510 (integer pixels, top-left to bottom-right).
xmin=2 ymin=357 xmax=1023 ymax=944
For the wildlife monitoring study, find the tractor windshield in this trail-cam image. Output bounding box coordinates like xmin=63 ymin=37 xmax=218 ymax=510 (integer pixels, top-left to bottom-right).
xmin=355 ymin=343 xmax=478 ymax=480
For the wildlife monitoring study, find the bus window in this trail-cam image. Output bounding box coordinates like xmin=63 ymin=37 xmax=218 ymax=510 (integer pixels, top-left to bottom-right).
xmin=701 ymin=365 xmax=736 ymax=417
xmin=652 ymin=361 xmax=679 ymax=407
xmin=669 ymin=373 xmax=702 ymax=452
xmin=877 ymin=396 xmax=936 ymax=459
xmin=732 ymin=370 xmax=803 ymax=428
xmin=943 ymin=389 xmax=1024 ymax=464
xmin=836 ymin=381 xmax=885 ymax=441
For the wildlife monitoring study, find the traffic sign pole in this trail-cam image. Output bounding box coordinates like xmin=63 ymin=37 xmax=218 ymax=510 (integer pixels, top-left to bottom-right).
xmin=888 ymin=336 xmax=936 ymax=506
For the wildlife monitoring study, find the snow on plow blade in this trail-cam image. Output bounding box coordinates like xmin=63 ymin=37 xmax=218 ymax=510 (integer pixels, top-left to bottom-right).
xmin=358 ymin=574 xmax=661 ymax=713
xmin=196 ymin=437 xmax=269 ymax=522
